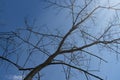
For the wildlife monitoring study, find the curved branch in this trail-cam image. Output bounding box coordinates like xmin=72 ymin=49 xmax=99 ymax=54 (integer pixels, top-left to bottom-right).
xmin=0 ymin=56 xmax=22 ymax=69
xmin=0 ymin=56 xmax=34 ymax=71
xmin=49 ymin=62 xmax=103 ymax=80
xmin=60 ymin=38 xmax=120 ymax=54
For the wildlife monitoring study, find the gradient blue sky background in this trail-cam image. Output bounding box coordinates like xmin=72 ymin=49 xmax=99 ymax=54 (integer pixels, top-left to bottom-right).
xmin=0 ymin=0 xmax=70 ymax=80
xmin=1 ymin=0 xmax=120 ymax=80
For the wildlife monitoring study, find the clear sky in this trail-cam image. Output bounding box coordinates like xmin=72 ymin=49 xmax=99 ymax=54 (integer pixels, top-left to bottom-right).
xmin=0 ymin=0 xmax=43 ymax=80
xmin=1 ymin=0 xmax=120 ymax=80
xmin=0 ymin=0 xmax=71 ymax=80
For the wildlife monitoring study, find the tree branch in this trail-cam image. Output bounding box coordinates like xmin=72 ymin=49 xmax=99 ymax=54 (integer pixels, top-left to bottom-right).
xmin=60 ymin=38 xmax=120 ymax=54
xmin=49 ymin=62 xmax=103 ymax=80
xmin=0 ymin=56 xmax=22 ymax=69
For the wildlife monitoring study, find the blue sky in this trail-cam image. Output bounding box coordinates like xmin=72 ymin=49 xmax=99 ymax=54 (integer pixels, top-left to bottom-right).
xmin=0 ymin=0 xmax=42 ymax=79
xmin=0 ymin=0 xmax=43 ymax=31
xmin=1 ymin=0 xmax=120 ymax=80
xmin=0 ymin=0 xmax=70 ymax=80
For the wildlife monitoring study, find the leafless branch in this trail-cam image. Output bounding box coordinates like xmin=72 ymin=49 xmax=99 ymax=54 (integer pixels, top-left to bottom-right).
xmin=49 ymin=62 xmax=103 ymax=80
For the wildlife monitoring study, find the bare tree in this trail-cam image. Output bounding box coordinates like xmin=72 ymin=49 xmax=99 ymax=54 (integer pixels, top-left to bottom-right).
xmin=1 ymin=0 xmax=120 ymax=80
